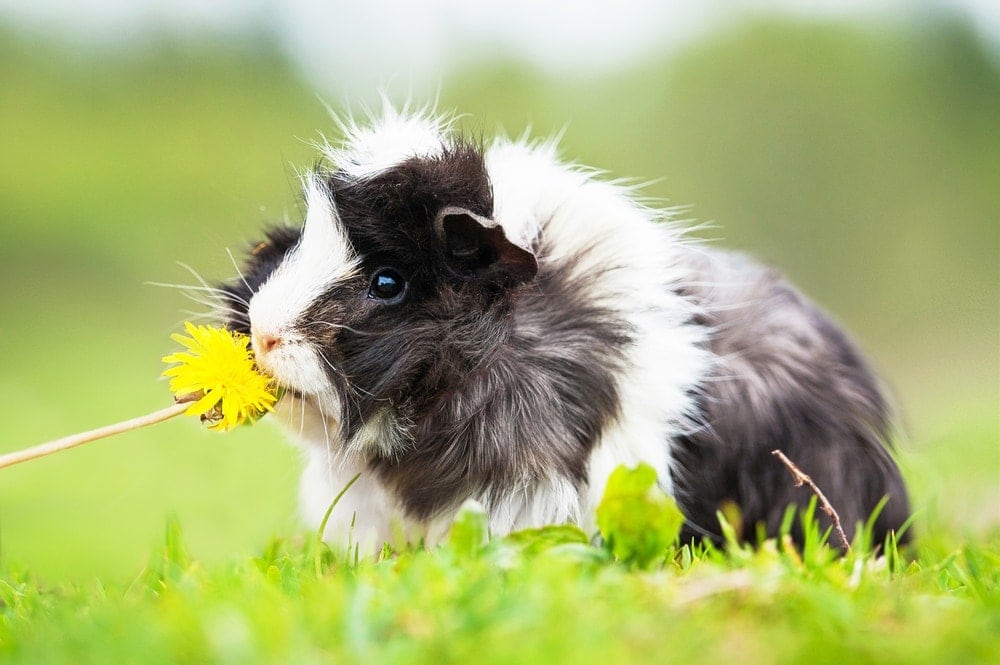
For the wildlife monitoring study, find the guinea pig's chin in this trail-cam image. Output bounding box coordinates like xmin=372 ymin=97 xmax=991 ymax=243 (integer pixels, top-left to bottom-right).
xmin=254 ymin=345 xmax=332 ymax=398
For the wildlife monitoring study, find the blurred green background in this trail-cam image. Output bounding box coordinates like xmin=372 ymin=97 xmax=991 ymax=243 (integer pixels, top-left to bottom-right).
xmin=1 ymin=12 xmax=997 ymax=581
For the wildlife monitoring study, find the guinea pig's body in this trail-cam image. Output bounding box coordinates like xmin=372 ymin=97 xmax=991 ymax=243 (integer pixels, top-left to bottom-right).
xmin=223 ymin=107 xmax=910 ymax=552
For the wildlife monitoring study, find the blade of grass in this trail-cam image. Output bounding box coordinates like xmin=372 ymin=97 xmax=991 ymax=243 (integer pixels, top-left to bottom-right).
xmin=313 ymin=472 xmax=362 ymax=577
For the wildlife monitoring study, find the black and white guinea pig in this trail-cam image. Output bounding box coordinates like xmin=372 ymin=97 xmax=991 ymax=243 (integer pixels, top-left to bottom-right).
xmin=220 ymin=105 xmax=910 ymax=553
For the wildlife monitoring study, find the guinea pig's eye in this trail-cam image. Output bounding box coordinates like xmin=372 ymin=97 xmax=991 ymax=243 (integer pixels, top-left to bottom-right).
xmin=367 ymin=267 xmax=408 ymax=304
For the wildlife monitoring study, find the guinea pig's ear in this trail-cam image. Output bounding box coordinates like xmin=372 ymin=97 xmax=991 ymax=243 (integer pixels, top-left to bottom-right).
xmin=434 ymin=206 xmax=538 ymax=286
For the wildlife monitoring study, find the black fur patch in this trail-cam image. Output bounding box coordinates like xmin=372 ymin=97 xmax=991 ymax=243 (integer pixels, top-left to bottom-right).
xmin=672 ymin=251 xmax=911 ymax=547
xmin=368 ymin=244 xmax=632 ymax=519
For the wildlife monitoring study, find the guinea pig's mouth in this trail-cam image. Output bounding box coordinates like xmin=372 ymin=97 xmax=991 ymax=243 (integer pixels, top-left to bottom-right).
xmin=249 ymin=336 xmax=334 ymax=401
xmin=272 ymin=384 xmax=317 ymax=409
xmin=269 ymin=383 xmax=303 ymax=400
xmin=250 ymin=362 xmax=304 ymax=401
xmin=262 ymin=374 xmax=308 ymax=402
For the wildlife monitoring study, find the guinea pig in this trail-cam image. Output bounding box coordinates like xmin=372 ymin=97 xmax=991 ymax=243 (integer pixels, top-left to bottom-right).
xmin=219 ymin=105 xmax=910 ymax=553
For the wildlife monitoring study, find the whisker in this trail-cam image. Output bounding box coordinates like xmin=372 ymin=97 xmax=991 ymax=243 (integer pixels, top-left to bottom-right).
xmin=146 ymin=281 xmax=240 ymax=297
xmin=149 ymin=264 xmax=253 ymax=323
xmin=177 ymin=310 xmax=227 ymax=324
xmin=225 ymin=247 xmax=254 ymax=296
xmin=301 ymin=321 xmax=376 ymax=337
xmin=146 ymin=281 xmax=252 ymax=308
xmin=176 ymin=262 xmax=216 ymax=291
xmin=299 ymin=391 xmax=307 ymax=440
xmin=174 ymin=293 xmax=233 ymax=314
xmin=315 ymin=398 xmax=337 ymax=495
xmin=315 ymin=349 xmax=381 ymax=401
xmin=314 ymin=348 xmax=343 ymax=377
xmin=175 ymin=294 xmax=227 ymax=310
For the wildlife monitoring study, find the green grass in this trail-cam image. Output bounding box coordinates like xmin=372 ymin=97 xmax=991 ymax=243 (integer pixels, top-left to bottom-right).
xmin=2 ymin=491 xmax=998 ymax=664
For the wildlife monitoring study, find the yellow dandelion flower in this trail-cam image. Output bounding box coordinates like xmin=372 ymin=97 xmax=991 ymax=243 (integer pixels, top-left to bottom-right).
xmin=0 ymin=322 xmax=279 ymax=471
xmin=161 ymin=322 xmax=277 ymax=432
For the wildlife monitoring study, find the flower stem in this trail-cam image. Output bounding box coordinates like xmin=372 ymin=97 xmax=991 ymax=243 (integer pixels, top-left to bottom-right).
xmin=0 ymin=402 xmax=190 ymax=471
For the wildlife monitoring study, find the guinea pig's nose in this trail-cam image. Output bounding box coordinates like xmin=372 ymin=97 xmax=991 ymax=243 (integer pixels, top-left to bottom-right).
xmin=254 ymin=332 xmax=282 ymax=355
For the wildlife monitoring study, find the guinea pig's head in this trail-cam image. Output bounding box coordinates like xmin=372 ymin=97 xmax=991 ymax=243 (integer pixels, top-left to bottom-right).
xmin=221 ymin=115 xmax=538 ymax=456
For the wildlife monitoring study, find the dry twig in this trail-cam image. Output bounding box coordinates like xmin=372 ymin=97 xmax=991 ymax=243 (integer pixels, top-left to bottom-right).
xmin=771 ymin=449 xmax=852 ymax=551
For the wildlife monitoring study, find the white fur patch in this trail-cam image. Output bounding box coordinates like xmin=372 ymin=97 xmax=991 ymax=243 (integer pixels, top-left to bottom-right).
xmin=249 ymin=176 xmax=359 ymax=396
xmin=320 ymin=103 xmax=449 ymax=179
xmin=483 ymin=135 xmax=712 ymax=529
xmin=298 ymin=438 xmax=400 ymax=555
xmin=346 ymin=407 xmax=412 ymax=459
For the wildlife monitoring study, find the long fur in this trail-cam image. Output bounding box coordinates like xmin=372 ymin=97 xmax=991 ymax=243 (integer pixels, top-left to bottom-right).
xmin=220 ymin=104 xmax=910 ymax=553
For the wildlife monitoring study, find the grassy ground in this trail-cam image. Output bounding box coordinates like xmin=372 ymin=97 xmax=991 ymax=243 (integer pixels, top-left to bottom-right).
xmin=2 ymin=486 xmax=998 ymax=665
xmin=0 ymin=16 xmax=997 ymax=663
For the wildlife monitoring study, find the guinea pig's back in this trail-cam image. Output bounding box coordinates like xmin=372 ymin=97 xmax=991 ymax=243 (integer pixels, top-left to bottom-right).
xmin=670 ymin=248 xmax=911 ymax=546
